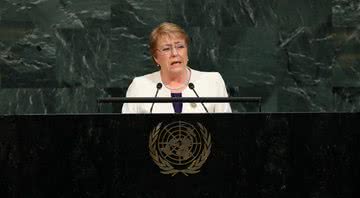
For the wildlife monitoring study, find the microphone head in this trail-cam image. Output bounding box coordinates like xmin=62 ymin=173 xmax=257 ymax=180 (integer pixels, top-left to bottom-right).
xmin=188 ymin=83 xmax=194 ymax=89
xmin=156 ymin=83 xmax=162 ymax=89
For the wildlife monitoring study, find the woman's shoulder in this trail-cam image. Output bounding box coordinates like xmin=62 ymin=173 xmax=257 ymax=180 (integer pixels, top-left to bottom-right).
xmin=131 ymin=70 xmax=161 ymax=85
xmin=126 ymin=71 xmax=160 ymax=97
xmin=190 ymin=68 xmax=224 ymax=82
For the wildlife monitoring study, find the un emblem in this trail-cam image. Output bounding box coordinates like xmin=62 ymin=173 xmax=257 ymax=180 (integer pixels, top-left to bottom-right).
xmin=149 ymin=121 xmax=211 ymax=176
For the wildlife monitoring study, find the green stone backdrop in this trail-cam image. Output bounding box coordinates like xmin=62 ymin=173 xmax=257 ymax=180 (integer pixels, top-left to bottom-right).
xmin=0 ymin=0 xmax=359 ymax=113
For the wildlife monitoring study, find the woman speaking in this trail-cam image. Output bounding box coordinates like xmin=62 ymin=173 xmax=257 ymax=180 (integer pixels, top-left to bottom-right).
xmin=122 ymin=22 xmax=231 ymax=113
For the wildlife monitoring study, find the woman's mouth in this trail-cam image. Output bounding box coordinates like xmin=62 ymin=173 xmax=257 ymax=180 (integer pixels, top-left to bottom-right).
xmin=171 ymin=61 xmax=182 ymax=66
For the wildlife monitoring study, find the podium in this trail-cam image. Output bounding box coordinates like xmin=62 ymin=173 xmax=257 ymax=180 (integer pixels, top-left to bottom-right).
xmin=0 ymin=113 xmax=359 ymax=197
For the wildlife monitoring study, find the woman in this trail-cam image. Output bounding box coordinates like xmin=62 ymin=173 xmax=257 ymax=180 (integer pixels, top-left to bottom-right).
xmin=122 ymin=22 xmax=231 ymax=113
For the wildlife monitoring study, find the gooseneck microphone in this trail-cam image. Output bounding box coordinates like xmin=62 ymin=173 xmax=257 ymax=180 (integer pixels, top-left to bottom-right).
xmin=188 ymin=83 xmax=209 ymax=113
xmin=150 ymin=83 xmax=162 ymax=113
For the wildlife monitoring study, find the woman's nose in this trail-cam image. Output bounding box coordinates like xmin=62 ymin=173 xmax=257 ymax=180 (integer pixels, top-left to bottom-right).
xmin=170 ymin=47 xmax=179 ymax=56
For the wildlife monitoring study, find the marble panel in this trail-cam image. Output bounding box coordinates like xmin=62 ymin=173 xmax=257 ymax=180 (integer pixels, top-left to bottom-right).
xmin=0 ymin=88 xmax=112 ymax=114
xmin=0 ymin=0 xmax=359 ymax=113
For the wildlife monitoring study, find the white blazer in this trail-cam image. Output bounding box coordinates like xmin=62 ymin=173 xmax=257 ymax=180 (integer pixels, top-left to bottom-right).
xmin=122 ymin=68 xmax=232 ymax=113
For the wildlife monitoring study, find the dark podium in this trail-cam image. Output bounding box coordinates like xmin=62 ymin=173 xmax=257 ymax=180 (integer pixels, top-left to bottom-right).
xmin=0 ymin=113 xmax=359 ymax=197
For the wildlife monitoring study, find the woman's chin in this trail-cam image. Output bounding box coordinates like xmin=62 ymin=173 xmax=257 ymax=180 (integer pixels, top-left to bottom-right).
xmin=168 ymin=65 xmax=185 ymax=73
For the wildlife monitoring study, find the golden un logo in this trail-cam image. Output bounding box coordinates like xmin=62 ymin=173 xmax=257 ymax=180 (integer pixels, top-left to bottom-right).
xmin=149 ymin=121 xmax=211 ymax=176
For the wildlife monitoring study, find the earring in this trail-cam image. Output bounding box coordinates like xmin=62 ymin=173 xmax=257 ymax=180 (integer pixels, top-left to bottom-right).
xmin=157 ymin=64 xmax=160 ymax=67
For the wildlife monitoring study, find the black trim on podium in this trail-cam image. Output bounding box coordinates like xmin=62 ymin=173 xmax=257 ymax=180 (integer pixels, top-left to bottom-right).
xmin=96 ymin=97 xmax=262 ymax=112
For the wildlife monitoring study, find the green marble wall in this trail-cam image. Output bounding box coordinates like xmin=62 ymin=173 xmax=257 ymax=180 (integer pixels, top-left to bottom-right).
xmin=0 ymin=0 xmax=359 ymax=113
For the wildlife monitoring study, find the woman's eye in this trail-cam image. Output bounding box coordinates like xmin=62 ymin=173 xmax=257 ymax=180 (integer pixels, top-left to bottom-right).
xmin=162 ymin=48 xmax=170 ymax=51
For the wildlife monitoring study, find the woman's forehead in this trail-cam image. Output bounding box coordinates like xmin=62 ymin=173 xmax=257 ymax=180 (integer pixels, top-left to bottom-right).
xmin=157 ymin=33 xmax=185 ymax=45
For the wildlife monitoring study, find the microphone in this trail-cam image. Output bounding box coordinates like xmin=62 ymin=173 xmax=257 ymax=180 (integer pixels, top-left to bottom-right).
xmin=150 ymin=83 xmax=162 ymax=113
xmin=188 ymin=83 xmax=209 ymax=113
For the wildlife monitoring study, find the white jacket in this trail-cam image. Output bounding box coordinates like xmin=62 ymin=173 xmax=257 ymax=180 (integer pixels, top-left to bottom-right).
xmin=122 ymin=68 xmax=232 ymax=113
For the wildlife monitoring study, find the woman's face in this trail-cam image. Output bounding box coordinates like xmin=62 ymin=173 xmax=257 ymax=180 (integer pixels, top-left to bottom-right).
xmin=153 ymin=35 xmax=188 ymax=77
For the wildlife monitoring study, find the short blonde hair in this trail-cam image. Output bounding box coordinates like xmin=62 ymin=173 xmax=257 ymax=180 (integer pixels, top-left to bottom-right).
xmin=149 ymin=22 xmax=189 ymax=57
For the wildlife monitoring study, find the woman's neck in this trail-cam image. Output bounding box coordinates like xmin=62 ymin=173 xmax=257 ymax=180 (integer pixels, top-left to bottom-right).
xmin=161 ymin=68 xmax=190 ymax=92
